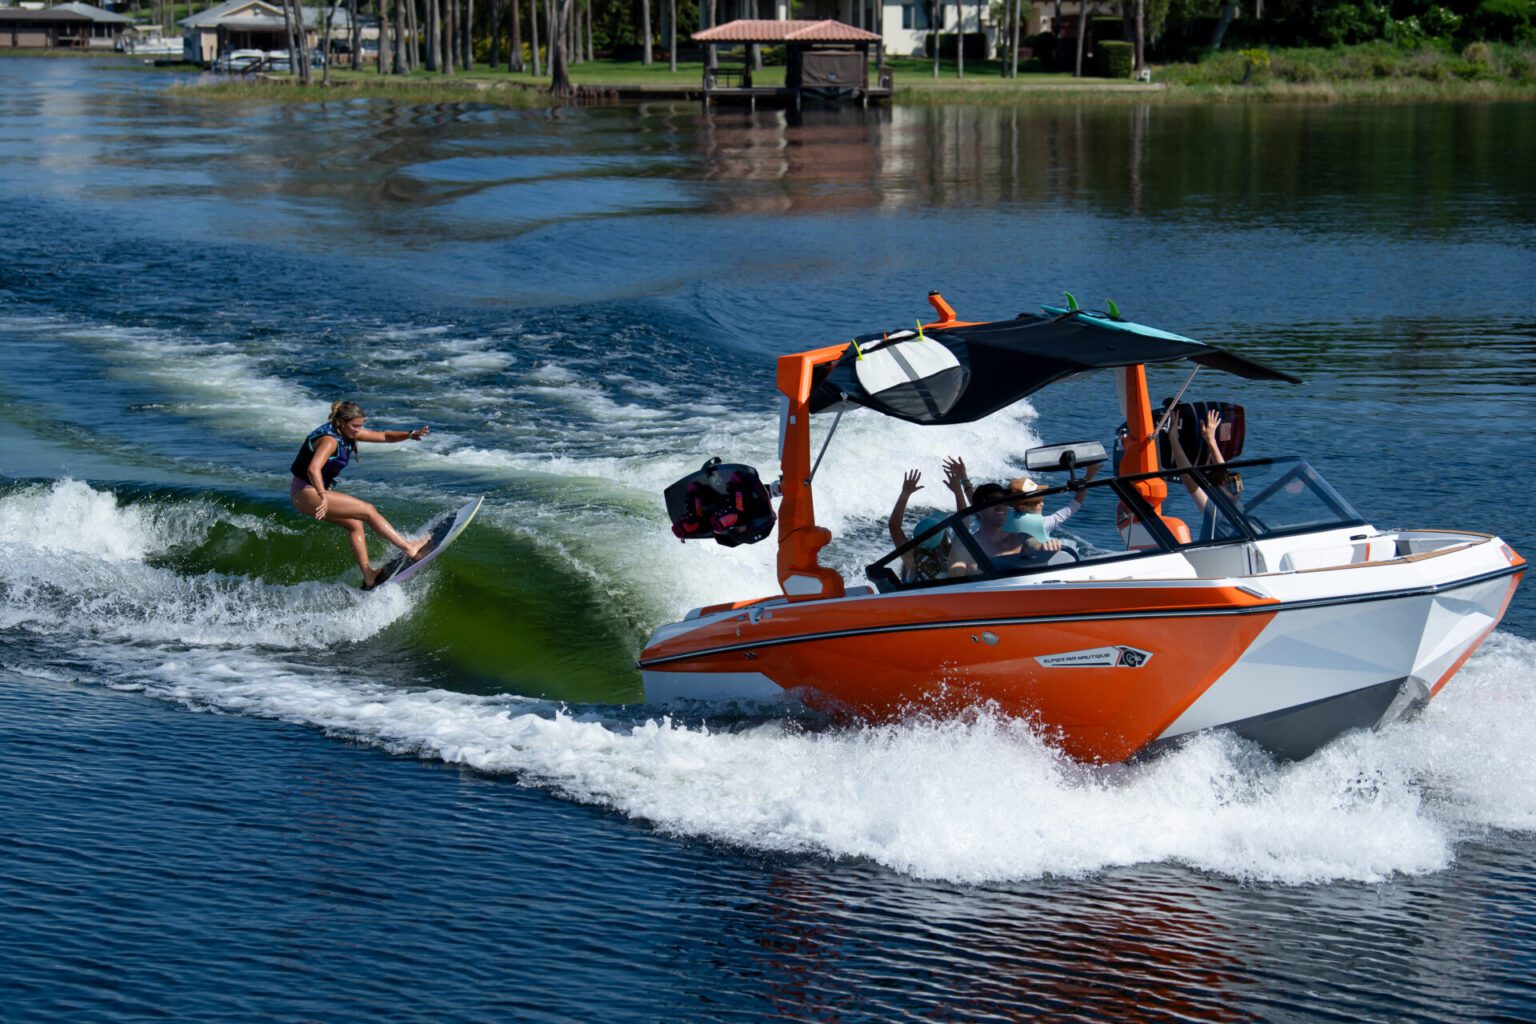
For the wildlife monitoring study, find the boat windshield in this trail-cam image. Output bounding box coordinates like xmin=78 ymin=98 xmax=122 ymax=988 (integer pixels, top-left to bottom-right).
xmin=867 ymin=457 xmax=1364 ymax=592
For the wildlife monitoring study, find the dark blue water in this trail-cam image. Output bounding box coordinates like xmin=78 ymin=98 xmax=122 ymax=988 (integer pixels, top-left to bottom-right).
xmin=2 ymin=58 xmax=1535 ymax=1021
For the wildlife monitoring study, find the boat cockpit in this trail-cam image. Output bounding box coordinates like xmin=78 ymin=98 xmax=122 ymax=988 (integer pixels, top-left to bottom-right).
xmin=867 ymin=456 xmax=1374 ymax=593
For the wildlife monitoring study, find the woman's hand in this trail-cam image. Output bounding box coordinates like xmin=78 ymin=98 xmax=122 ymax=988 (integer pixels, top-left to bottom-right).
xmin=314 ymin=494 xmax=328 ymax=520
xmin=943 ymin=456 xmax=968 ymax=494
xmin=1201 ymin=410 xmax=1221 ymax=443
xmin=1084 ymin=462 xmax=1101 ymax=481
xmin=409 ymin=425 xmax=430 ymax=441
xmin=900 ymin=469 xmax=923 ymax=497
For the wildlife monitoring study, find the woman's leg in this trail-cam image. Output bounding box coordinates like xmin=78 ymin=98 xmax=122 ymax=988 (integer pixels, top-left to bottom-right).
xmin=338 ymin=519 xmax=377 ymax=586
xmin=315 ymin=489 xmax=429 ymax=559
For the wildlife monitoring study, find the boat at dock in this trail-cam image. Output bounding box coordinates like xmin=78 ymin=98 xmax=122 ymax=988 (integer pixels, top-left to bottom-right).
xmin=638 ymin=293 xmax=1525 ymax=762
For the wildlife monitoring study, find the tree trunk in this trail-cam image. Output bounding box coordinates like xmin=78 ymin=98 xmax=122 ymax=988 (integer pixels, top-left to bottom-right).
xmin=668 ymin=0 xmax=676 ymax=70
xmin=1208 ymin=0 xmax=1235 ymax=49
xmin=378 ymin=0 xmax=392 ymax=72
xmin=348 ymin=0 xmax=359 ymax=69
xmin=544 ymin=0 xmax=554 ymax=77
xmin=394 ymin=0 xmax=407 ymax=71
xmin=641 ymin=0 xmax=652 ymax=64
xmin=426 ymin=0 xmax=438 ymax=69
xmin=549 ymin=0 xmax=573 ymax=92
xmin=403 ymin=0 xmax=416 ymax=69
xmin=509 ymin=0 xmax=523 ymax=69
xmin=1073 ymin=0 xmax=1087 ymax=76
xmin=489 ymin=0 xmax=500 ymax=66
xmin=462 ymin=0 xmax=473 ymax=69
xmin=445 ymin=0 xmax=456 ymax=71
xmin=287 ymin=0 xmax=300 ymax=76
xmin=528 ymin=0 xmax=540 ymax=75
xmin=585 ymin=0 xmax=594 ymax=61
xmin=1009 ymin=0 xmax=1020 ymax=75
xmin=931 ymin=0 xmax=939 ymax=78
xmin=956 ymin=0 xmax=963 ymax=78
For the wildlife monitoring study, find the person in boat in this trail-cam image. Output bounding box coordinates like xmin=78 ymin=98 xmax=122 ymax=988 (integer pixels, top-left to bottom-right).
xmin=887 ymin=469 xmax=952 ymax=583
xmin=1004 ymin=463 xmax=1101 ymax=544
xmin=943 ymin=481 xmax=1064 ymax=575
xmin=290 ymin=400 xmax=432 ymax=590
xmin=1166 ymin=408 xmax=1245 ymax=541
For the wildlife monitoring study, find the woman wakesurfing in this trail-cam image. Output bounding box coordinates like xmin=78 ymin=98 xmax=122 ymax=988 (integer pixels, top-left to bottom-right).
xmin=290 ymin=400 xmax=431 ymax=590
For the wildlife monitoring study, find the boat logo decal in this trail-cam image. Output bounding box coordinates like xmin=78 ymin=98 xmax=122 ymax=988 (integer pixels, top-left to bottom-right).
xmin=1036 ymin=646 xmax=1154 ymax=669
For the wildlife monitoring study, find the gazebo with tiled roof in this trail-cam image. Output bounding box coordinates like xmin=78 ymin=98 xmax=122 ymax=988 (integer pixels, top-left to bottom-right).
xmin=692 ymin=19 xmax=892 ymax=109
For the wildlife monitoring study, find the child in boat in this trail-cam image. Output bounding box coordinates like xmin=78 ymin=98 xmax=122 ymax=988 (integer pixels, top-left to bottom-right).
xmin=888 ymin=469 xmax=952 ymax=582
xmin=1004 ymin=462 xmax=1100 ymax=543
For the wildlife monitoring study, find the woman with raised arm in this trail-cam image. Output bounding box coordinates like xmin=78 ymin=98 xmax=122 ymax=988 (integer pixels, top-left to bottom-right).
xmin=1167 ymin=408 xmax=1245 ymax=543
xmin=290 ymin=400 xmax=432 ymax=590
xmin=888 ymin=469 xmax=952 ymax=583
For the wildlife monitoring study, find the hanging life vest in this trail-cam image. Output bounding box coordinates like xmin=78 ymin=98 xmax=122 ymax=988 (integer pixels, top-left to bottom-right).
xmin=664 ymin=458 xmax=777 ymax=548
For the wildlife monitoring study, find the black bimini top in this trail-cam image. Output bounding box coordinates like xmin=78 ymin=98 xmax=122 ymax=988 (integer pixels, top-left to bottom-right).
xmin=808 ymin=306 xmax=1301 ymax=425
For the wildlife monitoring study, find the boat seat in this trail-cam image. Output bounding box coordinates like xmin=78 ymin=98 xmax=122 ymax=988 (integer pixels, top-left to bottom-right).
xmin=1278 ymin=544 xmax=1356 ymax=571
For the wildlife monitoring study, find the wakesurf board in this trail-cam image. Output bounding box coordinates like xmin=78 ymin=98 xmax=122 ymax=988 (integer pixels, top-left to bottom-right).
xmin=366 ymin=496 xmax=483 ymax=590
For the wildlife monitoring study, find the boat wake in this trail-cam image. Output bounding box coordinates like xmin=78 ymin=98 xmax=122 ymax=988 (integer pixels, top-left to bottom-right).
xmin=5 ymin=482 xmax=1534 ymax=886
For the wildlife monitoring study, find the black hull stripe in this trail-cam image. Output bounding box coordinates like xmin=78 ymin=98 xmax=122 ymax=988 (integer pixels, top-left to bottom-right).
xmin=637 ymin=564 xmax=1524 ymax=669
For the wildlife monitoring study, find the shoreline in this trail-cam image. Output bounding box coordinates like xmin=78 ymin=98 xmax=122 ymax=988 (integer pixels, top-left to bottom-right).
xmin=8 ymin=50 xmax=1529 ymax=105
xmin=171 ymin=72 xmax=1536 ymax=106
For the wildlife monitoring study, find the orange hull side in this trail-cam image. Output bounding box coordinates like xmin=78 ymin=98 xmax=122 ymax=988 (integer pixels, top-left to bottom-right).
xmin=642 ymin=586 xmax=1277 ymax=762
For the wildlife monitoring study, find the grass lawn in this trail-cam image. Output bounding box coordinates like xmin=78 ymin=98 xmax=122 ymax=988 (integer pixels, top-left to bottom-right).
xmin=322 ymin=55 xmax=1123 ymax=92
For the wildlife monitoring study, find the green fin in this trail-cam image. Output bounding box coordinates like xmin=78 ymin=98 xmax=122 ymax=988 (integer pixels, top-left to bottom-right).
xmin=851 ymin=338 xmax=865 ymax=360
xmin=1106 ymin=299 xmax=1121 ymax=318
xmin=1064 ymin=291 xmax=1079 ymax=311
xmin=915 ymin=319 xmax=926 ymax=340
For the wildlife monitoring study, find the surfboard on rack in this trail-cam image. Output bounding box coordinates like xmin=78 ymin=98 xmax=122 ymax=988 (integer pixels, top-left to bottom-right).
xmin=365 ymin=496 xmax=483 ymax=590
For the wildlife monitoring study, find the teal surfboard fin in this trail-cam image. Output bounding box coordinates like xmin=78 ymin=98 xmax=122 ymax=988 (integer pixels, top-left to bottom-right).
xmin=1064 ymin=291 xmax=1080 ymax=312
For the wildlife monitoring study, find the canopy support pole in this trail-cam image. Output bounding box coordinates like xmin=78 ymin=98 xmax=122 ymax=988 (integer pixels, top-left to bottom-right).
xmin=806 ymin=397 xmax=846 ymax=486
xmin=1153 ymin=364 xmax=1200 ymax=436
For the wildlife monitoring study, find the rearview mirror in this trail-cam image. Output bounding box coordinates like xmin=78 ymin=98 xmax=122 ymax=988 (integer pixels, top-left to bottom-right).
xmin=1025 ymin=440 xmax=1108 ymax=473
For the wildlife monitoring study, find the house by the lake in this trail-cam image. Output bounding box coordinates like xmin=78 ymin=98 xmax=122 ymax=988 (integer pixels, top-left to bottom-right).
xmin=0 ymin=2 xmax=131 ymax=49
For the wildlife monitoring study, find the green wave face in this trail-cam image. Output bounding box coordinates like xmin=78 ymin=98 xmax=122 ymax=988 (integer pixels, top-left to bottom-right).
xmin=1 ymin=481 xmax=644 ymax=705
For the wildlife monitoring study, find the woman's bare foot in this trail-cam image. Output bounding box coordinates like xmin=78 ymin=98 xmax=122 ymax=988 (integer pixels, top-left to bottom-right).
xmin=361 ymin=566 xmax=380 ymax=591
xmin=404 ymin=536 xmax=431 ymax=561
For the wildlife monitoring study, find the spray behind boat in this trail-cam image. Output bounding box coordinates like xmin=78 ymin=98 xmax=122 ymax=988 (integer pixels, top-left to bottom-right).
xmin=664 ymin=457 xmax=778 ymax=547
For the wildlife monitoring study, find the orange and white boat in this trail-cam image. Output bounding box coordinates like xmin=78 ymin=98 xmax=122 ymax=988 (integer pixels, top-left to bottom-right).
xmin=639 ymin=294 xmax=1525 ymax=762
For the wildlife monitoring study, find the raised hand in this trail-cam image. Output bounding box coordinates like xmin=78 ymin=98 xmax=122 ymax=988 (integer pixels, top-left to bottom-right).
xmin=409 ymin=425 xmax=431 ymax=441
xmin=900 ymin=469 xmax=923 ymax=496
xmin=942 ymin=456 xmax=968 ymax=493
xmin=1202 ymin=409 xmax=1221 ymax=442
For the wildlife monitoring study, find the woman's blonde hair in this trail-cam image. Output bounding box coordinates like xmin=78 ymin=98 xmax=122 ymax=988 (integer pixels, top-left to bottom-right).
xmin=329 ymin=400 xmax=365 ymax=429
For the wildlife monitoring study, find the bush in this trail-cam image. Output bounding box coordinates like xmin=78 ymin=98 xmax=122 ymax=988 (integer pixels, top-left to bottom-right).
xmin=1099 ymin=39 xmax=1134 ymax=76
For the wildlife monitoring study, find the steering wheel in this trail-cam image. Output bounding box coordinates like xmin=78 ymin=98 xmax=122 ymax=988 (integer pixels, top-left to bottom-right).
xmin=1049 ymin=547 xmax=1082 ymax=564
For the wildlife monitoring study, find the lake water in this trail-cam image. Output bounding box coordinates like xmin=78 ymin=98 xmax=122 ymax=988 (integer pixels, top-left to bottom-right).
xmin=2 ymin=57 xmax=1535 ymax=1021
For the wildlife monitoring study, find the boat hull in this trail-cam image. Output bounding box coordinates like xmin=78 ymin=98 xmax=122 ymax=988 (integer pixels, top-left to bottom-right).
xmin=640 ymin=544 xmax=1523 ymax=763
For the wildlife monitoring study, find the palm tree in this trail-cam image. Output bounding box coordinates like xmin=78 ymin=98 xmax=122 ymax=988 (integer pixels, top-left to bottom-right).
xmin=549 ymin=0 xmax=573 ymax=93
xmin=509 ymin=0 xmax=524 ymax=69
xmin=931 ymin=0 xmax=940 ymax=78
xmin=641 ymin=0 xmax=652 ymax=64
